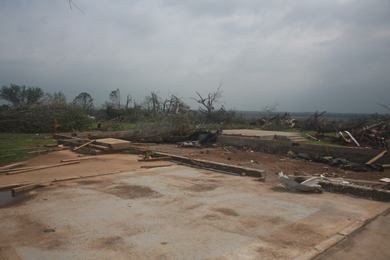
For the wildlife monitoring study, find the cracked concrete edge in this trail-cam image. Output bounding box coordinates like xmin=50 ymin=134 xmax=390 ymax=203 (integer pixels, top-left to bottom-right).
xmin=293 ymin=205 xmax=390 ymax=260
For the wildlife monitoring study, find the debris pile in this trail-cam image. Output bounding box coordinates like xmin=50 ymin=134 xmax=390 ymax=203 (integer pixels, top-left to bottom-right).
xmin=287 ymin=150 xmax=386 ymax=172
xmin=331 ymin=120 xmax=390 ymax=148
xmin=294 ymin=110 xmax=390 ymax=149
xmin=177 ymin=129 xmax=222 ymax=148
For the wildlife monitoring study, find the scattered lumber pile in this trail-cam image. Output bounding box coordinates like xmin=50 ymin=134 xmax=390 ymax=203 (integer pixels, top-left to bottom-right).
xmin=54 ymin=135 xmax=131 ymax=152
xmin=294 ymin=111 xmax=390 ymax=149
xmin=343 ymin=120 xmax=390 ymax=148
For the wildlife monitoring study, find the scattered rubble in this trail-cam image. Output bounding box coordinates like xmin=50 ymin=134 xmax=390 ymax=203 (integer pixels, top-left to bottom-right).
xmin=294 ymin=111 xmax=390 ymax=149
xmin=286 ymin=150 xmax=385 ymax=172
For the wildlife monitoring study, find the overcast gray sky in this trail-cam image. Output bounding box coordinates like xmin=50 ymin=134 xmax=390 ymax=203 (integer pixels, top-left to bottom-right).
xmin=1 ymin=0 xmax=390 ymax=113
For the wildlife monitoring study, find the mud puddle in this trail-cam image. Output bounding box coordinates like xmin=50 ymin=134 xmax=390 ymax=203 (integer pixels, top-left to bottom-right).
xmin=0 ymin=190 xmax=30 ymax=207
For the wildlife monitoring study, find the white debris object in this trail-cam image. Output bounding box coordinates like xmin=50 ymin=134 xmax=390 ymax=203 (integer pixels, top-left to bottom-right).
xmin=277 ymin=172 xmax=324 ymax=192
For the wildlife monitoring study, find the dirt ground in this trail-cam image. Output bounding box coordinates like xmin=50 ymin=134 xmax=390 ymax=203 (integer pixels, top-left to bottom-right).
xmin=146 ymin=144 xmax=390 ymax=182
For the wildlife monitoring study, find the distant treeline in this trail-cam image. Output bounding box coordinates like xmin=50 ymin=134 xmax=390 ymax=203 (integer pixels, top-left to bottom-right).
xmin=236 ymin=111 xmax=377 ymax=120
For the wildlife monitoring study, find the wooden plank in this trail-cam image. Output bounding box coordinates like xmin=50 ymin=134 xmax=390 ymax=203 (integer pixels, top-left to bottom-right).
xmin=0 ymin=170 xmax=125 ymax=190
xmin=27 ymin=150 xmax=46 ymax=154
xmin=366 ymin=150 xmax=388 ymax=165
xmin=383 ymin=164 xmax=390 ymax=168
xmin=6 ymin=161 xmax=79 ymax=175
xmin=306 ymin=134 xmax=318 ymax=141
xmin=324 ymin=146 xmax=332 ymax=156
xmin=53 ymin=133 xmax=78 ymax=140
xmin=141 ymin=165 xmax=173 ymax=169
xmin=73 ymin=140 xmax=96 ymax=151
xmin=0 ymin=154 xmax=16 ymax=158
xmin=12 ymin=181 xmax=51 ymax=194
xmin=61 ymin=157 xmax=97 ymax=162
xmin=138 ymin=156 xmax=171 ymax=162
xmin=0 ymin=166 xmax=38 ymax=173
xmin=0 ymin=161 xmax=28 ymax=170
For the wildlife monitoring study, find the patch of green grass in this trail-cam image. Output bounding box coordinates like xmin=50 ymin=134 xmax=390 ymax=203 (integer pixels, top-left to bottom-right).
xmin=0 ymin=133 xmax=58 ymax=166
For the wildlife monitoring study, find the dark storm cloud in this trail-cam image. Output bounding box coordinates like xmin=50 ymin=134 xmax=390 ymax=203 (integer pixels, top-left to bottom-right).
xmin=0 ymin=0 xmax=389 ymax=113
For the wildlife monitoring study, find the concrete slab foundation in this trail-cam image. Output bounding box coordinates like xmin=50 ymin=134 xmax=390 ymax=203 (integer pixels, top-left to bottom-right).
xmin=0 ymin=164 xmax=388 ymax=259
xmin=223 ymin=129 xmax=307 ymax=142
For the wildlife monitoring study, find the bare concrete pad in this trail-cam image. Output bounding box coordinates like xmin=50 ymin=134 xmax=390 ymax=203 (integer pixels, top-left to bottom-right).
xmin=223 ymin=129 xmax=301 ymax=139
xmin=95 ymin=138 xmax=131 ymax=150
xmin=0 ymin=165 xmax=388 ymax=260
xmin=0 ymin=151 xmax=174 ymax=189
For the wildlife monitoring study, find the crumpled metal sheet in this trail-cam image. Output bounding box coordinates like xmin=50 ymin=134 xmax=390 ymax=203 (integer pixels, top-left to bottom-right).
xmin=277 ymin=172 xmax=324 ymax=192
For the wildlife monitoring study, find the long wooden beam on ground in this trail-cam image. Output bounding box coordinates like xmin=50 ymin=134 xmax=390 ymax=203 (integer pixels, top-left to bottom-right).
xmin=0 ymin=161 xmax=28 ymax=170
xmin=12 ymin=181 xmax=51 ymax=194
xmin=0 ymin=170 xmax=125 ymax=190
xmin=141 ymin=165 xmax=173 ymax=169
xmin=6 ymin=161 xmax=79 ymax=175
xmin=0 ymin=166 xmax=39 ymax=173
xmin=138 ymin=156 xmax=171 ymax=162
xmin=61 ymin=157 xmax=97 ymax=162
xmin=73 ymin=140 xmax=96 ymax=151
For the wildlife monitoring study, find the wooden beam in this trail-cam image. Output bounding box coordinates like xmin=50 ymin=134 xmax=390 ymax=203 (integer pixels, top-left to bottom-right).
xmin=0 ymin=166 xmax=38 ymax=173
xmin=138 ymin=156 xmax=171 ymax=162
xmin=6 ymin=161 xmax=79 ymax=175
xmin=12 ymin=181 xmax=51 ymax=194
xmin=324 ymin=146 xmax=332 ymax=156
xmin=141 ymin=165 xmax=173 ymax=169
xmin=0 ymin=154 xmax=16 ymax=158
xmin=0 ymin=161 xmax=28 ymax=170
xmin=366 ymin=150 xmax=387 ymax=165
xmin=73 ymin=140 xmax=96 ymax=151
xmin=306 ymin=134 xmax=318 ymax=141
xmin=61 ymin=157 xmax=97 ymax=162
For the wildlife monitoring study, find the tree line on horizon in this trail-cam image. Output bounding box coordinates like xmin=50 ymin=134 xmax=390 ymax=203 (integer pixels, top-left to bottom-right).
xmin=0 ymin=83 xmax=245 ymax=133
xmin=1 ymin=83 xmax=384 ymax=134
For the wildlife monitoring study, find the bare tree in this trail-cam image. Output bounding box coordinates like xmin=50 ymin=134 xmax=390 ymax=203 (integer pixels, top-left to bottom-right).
xmin=190 ymin=84 xmax=224 ymax=121
xmin=66 ymin=0 xmax=85 ymax=13
xmin=261 ymin=101 xmax=279 ymax=118
xmin=109 ymin=89 xmax=121 ymax=109
xmin=125 ymin=94 xmax=132 ymax=109
xmin=378 ymin=103 xmax=390 ymax=112
xmin=163 ymin=95 xmax=190 ymax=114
